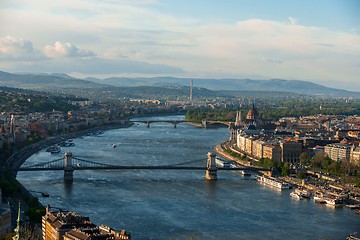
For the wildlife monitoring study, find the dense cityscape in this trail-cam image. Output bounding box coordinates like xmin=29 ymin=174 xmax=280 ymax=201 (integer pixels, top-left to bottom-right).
xmin=1 ymin=0 xmax=360 ymax=239
xmin=0 ymin=84 xmax=359 ymax=239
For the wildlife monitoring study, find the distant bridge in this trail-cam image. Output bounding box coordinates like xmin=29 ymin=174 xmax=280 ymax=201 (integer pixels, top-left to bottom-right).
xmin=17 ymin=152 xmax=270 ymax=182
xmin=129 ymin=119 xmax=232 ymax=128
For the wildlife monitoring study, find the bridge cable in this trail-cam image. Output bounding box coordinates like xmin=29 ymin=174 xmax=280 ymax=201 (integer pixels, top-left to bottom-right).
xmin=23 ymin=157 xmax=64 ymax=168
xmin=157 ymin=158 xmax=205 ymax=167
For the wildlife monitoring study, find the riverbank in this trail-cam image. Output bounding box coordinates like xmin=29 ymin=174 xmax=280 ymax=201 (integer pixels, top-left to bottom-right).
xmin=3 ymin=120 xmax=133 ymax=234
xmin=7 ymin=121 xmax=133 ymax=173
xmin=214 ymin=141 xmax=360 ymax=208
xmin=214 ymin=141 xmax=253 ymax=167
xmin=17 ymin=119 xmax=360 ymax=239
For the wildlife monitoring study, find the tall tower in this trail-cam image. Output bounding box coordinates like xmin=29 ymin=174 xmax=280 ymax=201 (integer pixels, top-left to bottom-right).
xmin=13 ymin=203 xmax=21 ymax=240
xmin=10 ymin=115 xmax=15 ymax=141
xmin=235 ymin=111 xmax=242 ymax=127
xmin=189 ymin=79 xmax=193 ymax=101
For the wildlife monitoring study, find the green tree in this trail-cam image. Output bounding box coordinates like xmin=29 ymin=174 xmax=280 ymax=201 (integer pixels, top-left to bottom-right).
xmin=299 ymin=152 xmax=311 ymax=166
xmin=311 ymin=152 xmax=327 ymax=170
xmin=282 ymin=162 xmax=290 ymax=176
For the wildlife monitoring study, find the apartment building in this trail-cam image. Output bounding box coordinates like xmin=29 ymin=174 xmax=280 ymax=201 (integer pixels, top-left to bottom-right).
xmin=42 ymin=206 xmax=131 ymax=240
xmin=324 ymin=144 xmax=352 ymax=162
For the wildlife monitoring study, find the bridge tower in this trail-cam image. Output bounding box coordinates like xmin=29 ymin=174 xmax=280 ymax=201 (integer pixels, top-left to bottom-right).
xmin=64 ymin=152 xmax=74 ymax=182
xmin=201 ymin=120 xmax=207 ymax=129
xmin=205 ymin=152 xmax=217 ymax=180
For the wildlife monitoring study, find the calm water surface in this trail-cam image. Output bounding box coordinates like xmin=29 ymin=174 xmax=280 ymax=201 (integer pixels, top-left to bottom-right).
xmin=18 ymin=115 xmax=360 ymax=239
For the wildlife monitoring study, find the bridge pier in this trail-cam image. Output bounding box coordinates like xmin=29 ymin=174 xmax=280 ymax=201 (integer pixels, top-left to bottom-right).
xmin=205 ymin=152 xmax=217 ymax=181
xmin=174 ymin=122 xmax=177 ymax=128
xmin=146 ymin=121 xmax=150 ymax=128
xmin=201 ymin=120 xmax=207 ymax=129
xmin=64 ymin=152 xmax=74 ymax=182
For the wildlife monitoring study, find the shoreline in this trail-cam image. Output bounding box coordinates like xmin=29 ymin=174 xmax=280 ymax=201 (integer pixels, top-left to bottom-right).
xmin=8 ymin=121 xmax=133 ymax=173
xmin=214 ymin=141 xmax=360 ymax=206
xmin=5 ymin=121 xmax=133 ymax=231
xmin=5 ymin=112 xmax=185 ymax=229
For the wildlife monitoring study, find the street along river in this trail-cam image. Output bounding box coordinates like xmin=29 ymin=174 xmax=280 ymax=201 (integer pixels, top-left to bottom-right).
xmin=18 ymin=115 xmax=359 ymax=239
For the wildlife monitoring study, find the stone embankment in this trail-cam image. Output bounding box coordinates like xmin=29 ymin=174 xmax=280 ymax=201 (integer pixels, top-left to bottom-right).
xmin=215 ymin=141 xmax=360 ymax=206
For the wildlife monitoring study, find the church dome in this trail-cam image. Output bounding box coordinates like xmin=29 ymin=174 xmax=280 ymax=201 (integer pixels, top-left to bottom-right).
xmin=246 ymin=105 xmax=258 ymax=120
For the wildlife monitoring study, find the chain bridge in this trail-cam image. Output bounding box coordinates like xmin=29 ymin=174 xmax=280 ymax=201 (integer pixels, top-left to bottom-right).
xmin=17 ymin=152 xmax=270 ymax=182
xmin=129 ymin=119 xmax=232 ymax=128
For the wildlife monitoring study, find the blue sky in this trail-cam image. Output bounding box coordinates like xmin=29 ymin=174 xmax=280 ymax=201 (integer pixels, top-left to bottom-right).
xmin=0 ymin=0 xmax=359 ymax=91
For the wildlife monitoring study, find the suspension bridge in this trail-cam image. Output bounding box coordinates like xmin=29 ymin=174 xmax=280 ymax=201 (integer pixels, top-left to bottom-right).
xmin=129 ymin=119 xmax=232 ymax=128
xmin=16 ymin=152 xmax=270 ymax=182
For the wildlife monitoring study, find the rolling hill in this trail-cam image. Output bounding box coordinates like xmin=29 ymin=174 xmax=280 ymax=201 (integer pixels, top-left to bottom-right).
xmin=0 ymin=71 xmax=359 ymax=98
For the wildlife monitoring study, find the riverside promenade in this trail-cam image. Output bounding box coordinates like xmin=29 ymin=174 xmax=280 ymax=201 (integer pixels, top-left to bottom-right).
xmin=215 ymin=141 xmax=360 ymax=207
xmin=214 ymin=141 xmax=254 ymax=167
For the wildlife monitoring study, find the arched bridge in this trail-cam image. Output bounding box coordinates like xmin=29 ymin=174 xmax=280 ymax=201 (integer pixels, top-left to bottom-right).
xmin=129 ymin=119 xmax=232 ymax=128
xmin=17 ymin=152 xmax=270 ymax=182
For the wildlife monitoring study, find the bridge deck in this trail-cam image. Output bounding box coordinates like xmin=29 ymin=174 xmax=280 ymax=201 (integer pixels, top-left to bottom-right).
xmin=18 ymin=166 xmax=268 ymax=171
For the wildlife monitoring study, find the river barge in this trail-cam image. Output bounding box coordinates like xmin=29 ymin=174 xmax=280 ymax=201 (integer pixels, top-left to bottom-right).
xmin=256 ymin=175 xmax=291 ymax=190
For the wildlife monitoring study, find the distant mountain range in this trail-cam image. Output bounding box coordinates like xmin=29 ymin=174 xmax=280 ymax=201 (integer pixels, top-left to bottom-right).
xmin=0 ymin=71 xmax=104 ymax=90
xmin=0 ymin=70 xmax=359 ymax=98
xmin=86 ymin=76 xmax=360 ymax=97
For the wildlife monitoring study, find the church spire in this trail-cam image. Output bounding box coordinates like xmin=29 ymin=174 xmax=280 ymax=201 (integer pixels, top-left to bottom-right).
xmin=235 ymin=110 xmax=242 ymax=127
xmin=13 ymin=202 xmax=21 ymax=240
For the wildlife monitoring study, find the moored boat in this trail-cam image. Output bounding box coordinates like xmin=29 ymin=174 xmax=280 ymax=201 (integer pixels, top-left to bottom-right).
xmin=240 ymin=170 xmax=251 ymax=176
xmin=46 ymin=145 xmax=61 ymax=154
xmin=346 ymin=204 xmax=360 ymax=210
xmin=215 ymin=157 xmax=230 ymax=167
xmin=294 ymin=187 xmax=311 ymax=199
xmin=256 ymin=175 xmax=291 ymax=190
xmin=290 ymin=191 xmax=303 ymax=200
xmin=314 ymin=191 xmax=326 ymax=204
xmin=60 ymin=139 xmax=75 ymax=147
xmin=324 ymin=195 xmax=343 ymax=207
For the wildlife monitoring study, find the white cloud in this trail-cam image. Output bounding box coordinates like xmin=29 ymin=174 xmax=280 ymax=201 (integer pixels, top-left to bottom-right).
xmin=1 ymin=0 xmax=360 ymax=90
xmin=0 ymin=35 xmax=34 ymax=54
xmin=43 ymin=41 xmax=95 ymax=58
xmin=0 ymin=35 xmax=46 ymax=61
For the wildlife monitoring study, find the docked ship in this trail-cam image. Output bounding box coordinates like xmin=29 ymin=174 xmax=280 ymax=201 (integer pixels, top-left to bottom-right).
xmin=290 ymin=191 xmax=303 ymax=200
xmin=256 ymin=175 xmax=291 ymax=190
xmin=314 ymin=192 xmax=326 ymax=204
xmin=215 ymin=157 xmax=230 ymax=168
xmin=294 ymin=187 xmax=311 ymax=199
xmin=240 ymin=170 xmax=251 ymax=176
xmin=323 ymin=195 xmax=343 ymax=207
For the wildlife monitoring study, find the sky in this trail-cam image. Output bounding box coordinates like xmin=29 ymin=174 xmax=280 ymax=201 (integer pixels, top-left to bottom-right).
xmin=0 ymin=0 xmax=359 ymax=91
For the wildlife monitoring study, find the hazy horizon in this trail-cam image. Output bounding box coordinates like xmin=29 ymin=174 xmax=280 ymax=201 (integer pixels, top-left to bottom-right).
xmin=0 ymin=0 xmax=359 ymax=91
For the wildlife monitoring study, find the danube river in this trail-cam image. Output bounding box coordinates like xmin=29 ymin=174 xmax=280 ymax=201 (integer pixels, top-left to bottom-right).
xmin=18 ymin=115 xmax=359 ymax=239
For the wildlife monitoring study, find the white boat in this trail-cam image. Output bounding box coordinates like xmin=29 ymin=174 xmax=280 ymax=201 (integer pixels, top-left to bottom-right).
xmin=60 ymin=139 xmax=75 ymax=147
xmin=256 ymin=175 xmax=291 ymax=190
xmin=324 ymin=195 xmax=343 ymax=207
xmin=215 ymin=158 xmax=230 ymax=168
xmin=47 ymin=145 xmax=61 ymax=154
xmin=294 ymin=187 xmax=311 ymax=198
xmin=240 ymin=170 xmax=251 ymax=176
xmin=290 ymin=191 xmax=303 ymax=200
xmin=313 ymin=192 xmax=326 ymax=204
xmin=346 ymin=204 xmax=360 ymax=209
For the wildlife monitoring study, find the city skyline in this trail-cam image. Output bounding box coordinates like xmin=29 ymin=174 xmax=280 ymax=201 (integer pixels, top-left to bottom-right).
xmin=0 ymin=0 xmax=359 ymax=91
